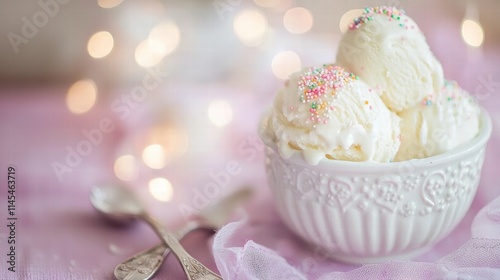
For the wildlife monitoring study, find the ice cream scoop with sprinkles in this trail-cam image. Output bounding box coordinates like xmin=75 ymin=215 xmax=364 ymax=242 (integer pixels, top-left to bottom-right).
xmin=266 ymin=64 xmax=401 ymax=164
xmin=349 ymin=6 xmax=406 ymax=30
xmin=337 ymin=6 xmax=444 ymax=112
xmin=297 ymin=65 xmax=359 ymax=126
xmin=395 ymin=80 xmax=481 ymax=161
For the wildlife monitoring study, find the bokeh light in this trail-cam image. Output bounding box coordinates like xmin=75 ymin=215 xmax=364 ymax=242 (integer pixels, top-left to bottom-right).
xmin=148 ymin=126 xmax=189 ymax=159
xmin=233 ymin=9 xmax=268 ymax=47
xmin=142 ymin=144 xmax=167 ymax=169
xmin=66 ymin=79 xmax=97 ymax=114
xmin=87 ymin=31 xmax=114 ymax=59
xmin=148 ymin=21 xmax=181 ymax=57
xmin=135 ymin=21 xmax=180 ymax=68
xmin=148 ymin=177 xmax=173 ymax=202
xmin=97 ymin=0 xmax=124 ymax=9
xmin=283 ymin=7 xmax=313 ymax=34
xmin=135 ymin=39 xmax=164 ymax=68
xmin=271 ymin=51 xmax=301 ymax=80
xmin=339 ymin=9 xmax=364 ymax=33
xmin=114 ymin=155 xmax=138 ymax=181
xmin=208 ymin=100 xmax=233 ymax=127
xmin=461 ymin=19 xmax=484 ymax=47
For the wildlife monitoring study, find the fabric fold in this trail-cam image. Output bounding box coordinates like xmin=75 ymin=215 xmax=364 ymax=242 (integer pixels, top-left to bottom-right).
xmin=213 ymin=195 xmax=500 ymax=280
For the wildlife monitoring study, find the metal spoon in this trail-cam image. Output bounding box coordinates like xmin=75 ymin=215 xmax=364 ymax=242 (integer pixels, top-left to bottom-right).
xmin=111 ymin=187 xmax=253 ymax=280
xmin=113 ymin=223 xmax=212 ymax=280
xmin=89 ymin=184 xmax=228 ymax=280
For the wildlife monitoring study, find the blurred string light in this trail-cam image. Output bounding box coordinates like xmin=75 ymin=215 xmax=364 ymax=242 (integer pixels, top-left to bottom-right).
xmin=147 ymin=125 xmax=189 ymax=160
xmin=66 ymin=79 xmax=97 ymax=114
xmin=461 ymin=3 xmax=484 ymax=48
xmin=208 ymin=100 xmax=233 ymax=127
xmin=462 ymin=20 xmax=484 ymax=47
xmin=114 ymin=155 xmax=138 ymax=181
xmin=339 ymin=9 xmax=363 ymax=33
xmin=271 ymin=51 xmax=301 ymax=80
xmin=148 ymin=21 xmax=180 ymax=57
xmin=142 ymin=144 xmax=167 ymax=169
xmin=135 ymin=40 xmax=162 ymax=68
xmin=283 ymin=7 xmax=313 ymax=34
xmin=233 ymin=9 xmax=268 ymax=47
xmin=135 ymin=20 xmax=180 ymax=68
xmin=148 ymin=177 xmax=173 ymax=202
xmin=87 ymin=31 xmax=114 ymax=59
xmin=97 ymin=0 xmax=124 ymax=9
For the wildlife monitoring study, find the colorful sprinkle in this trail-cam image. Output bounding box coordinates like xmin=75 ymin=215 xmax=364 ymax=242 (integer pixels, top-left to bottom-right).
xmin=298 ymin=65 xmax=358 ymax=125
xmin=421 ymin=94 xmax=434 ymax=106
xmin=349 ymin=6 xmax=405 ymax=30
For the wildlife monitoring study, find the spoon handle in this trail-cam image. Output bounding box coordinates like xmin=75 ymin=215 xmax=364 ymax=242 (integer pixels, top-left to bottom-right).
xmin=113 ymin=222 xmax=213 ymax=280
xmin=142 ymin=214 xmax=223 ymax=280
xmin=114 ymin=244 xmax=167 ymax=280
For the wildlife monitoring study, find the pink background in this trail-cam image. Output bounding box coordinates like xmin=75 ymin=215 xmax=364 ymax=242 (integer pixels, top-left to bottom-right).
xmin=1 ymin=1 xmax=500 ymax=279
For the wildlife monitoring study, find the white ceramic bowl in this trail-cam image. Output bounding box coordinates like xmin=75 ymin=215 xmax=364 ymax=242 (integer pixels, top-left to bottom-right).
xmin=260 ymin=109 xmax=492 ymax=263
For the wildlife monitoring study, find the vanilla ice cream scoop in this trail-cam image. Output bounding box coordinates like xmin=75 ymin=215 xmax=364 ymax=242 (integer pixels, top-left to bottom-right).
xmin=266 ymin=65 xmax=401 ymax=165
xmin=336 ymin=6 xmax=444 ymax=112
xmin=395 ymin=80 xmax=481 ymax=161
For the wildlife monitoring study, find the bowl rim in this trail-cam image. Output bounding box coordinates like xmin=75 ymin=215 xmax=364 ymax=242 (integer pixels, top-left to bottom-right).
xmin=259 ymin=108 xmax=492 ymax=170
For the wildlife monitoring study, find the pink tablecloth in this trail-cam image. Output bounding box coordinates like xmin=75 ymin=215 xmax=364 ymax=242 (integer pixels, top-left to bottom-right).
xmin=0 ymin=85 xmax=500 ymax=280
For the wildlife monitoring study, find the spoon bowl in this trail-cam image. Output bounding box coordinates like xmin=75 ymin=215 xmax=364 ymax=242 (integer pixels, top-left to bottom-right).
xmin=109 ymin=186 xmax=254 ymax=280
xmin=89 ymin=183 xmax=143 ymax=225
xmin=90 ymin=183 xmax=227 ymax=280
